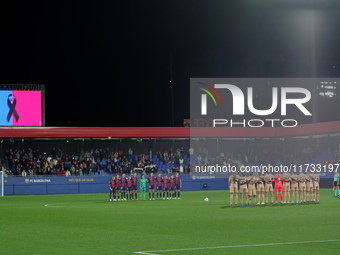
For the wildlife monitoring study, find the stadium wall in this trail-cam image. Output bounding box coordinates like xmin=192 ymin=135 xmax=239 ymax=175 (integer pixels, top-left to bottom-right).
xmin=3 ymin=175 xmax=333 ymax=195
xmin=3 ymin=175 xmax=229 ymax=195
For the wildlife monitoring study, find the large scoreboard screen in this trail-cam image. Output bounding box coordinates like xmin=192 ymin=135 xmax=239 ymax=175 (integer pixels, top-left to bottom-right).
xmin=0 ymin=84 xmax=45 ymax=126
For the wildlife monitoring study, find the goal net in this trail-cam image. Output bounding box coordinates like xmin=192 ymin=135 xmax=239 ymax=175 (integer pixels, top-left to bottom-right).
xmin=0 ymin=171 xmax=4 ymax=196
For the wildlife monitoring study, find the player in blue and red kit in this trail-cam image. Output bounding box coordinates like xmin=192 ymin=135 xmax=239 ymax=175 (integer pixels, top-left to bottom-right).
xmin=131 ymin=172 xmax=138 ymax=201
xmin=126 ymin=175 xmax=132 ymax=200
xmin=148 ymin=173 xmax=155 ymax=200
xmin=168 ymin=174 xmax=174 ymax=199
xmin=109 ymin=176 xmax=116 ymax=201
xmin=155 ymin=173 xmax=162 ymax=200
xmin=162 ymin=175 xmax=169 ymax=200
xmin=174 ymin=172 xmax=182 ymax=199
xmin=120 ymin=173 xmax=126 ymax=201
xmin=114 ymin=174 xmax=120 ymax=201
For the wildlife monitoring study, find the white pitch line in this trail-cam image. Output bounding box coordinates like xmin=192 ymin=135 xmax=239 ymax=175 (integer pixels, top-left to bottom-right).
xmin=44 ymin=203 xmax=69 ymax=207
xmin=134 ymin=252 xmax=156 ymax=255
xmin=133 ymin=239 xmax=340 ymax=255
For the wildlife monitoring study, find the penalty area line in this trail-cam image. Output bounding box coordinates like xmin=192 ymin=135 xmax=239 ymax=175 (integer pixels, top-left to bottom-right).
xmin=44 ymin=203 xmax=65 ymax=207
xmin=44 ymin=203 xmax=72 ymax=207
xmin=134 ymin=252 xmax=157 ymax=255
xmin=133 ymin=239 xmax=340 ymax=254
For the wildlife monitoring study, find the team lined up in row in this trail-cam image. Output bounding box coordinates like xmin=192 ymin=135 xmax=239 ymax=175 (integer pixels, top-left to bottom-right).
xmin=109 ymin=172 xmax=182 ymax=201
xmin=228 ymin=171 xmax=320 ymax=205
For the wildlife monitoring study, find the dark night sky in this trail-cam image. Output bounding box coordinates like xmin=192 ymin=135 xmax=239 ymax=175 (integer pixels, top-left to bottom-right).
xmin=0 ymin=0 xmax=340 ymax=127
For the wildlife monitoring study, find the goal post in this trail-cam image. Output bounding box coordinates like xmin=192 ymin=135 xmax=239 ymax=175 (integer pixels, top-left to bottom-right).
xmin=0 ymin=171 xmax=4 ymax=196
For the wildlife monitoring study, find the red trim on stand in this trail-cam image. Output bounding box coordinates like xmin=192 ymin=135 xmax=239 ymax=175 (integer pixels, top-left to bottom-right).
xmin=0 ymin=121 xmax=340 ymax=138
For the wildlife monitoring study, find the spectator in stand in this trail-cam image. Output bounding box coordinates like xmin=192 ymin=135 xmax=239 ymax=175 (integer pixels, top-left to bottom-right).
xmin=79 ymin=164 xmax=83 ymax=176
xmin=107 ymin=158 xmax=111 ymax=173
xmin=57 ymin=157 xmax=63 ymax=169
xmin=170 ymin=151 xmax=175 ymax=164
xmin=49 ymin=159 xmax=54 ymax=170
xmin=83 ymin=163 xmax=88 ymax=175
xmin=60 ymin=168 xmax=66 ymax=176
xmin=22 ymin=170 xmax=27 ymax=176
xmin=122 ymin=156 xmax=128 ymax=165
xmin=53 ymin=158 xmax=58 ymax=167
xmin=37 ymin=166 xmax=42 ymax=175
xmin=99 ymin=162 xmax=105 ymax=176
xmin=31 ymin=166 xmax=36 ymax=175
xmin=113 ymin=156 xmax=118 ymax=166
xmin=65 ymin=169 xmax=71 ymax=176
xmin=122 ymin=163 xmax=128 ymax=174
xmin=75 ymin=164 xmax=79 ymax=175
xmin=179 ymin=156 xmax=184 ymax=166
xmin=70 ymin=164 xmax=75 ymax=175
xmin=88 ymin=163 xmax=94 ymax=175
xmin=176 ymin=148 xmax=181 ymax=157
xmin=118 ymin=149 xmax=123 ymax=157
xmin=80 ymin=149 xmax=85 ymax=157
xmin=41 ymin=166 xmax=45 ymax=175
xmin=164 ymin=151 xmax=169 ymax=163
xmin=47 ymin=154 xmax=52 ymax=163
xmin=117 ymin=157 xmax=123 ymax=167
xmin=94 ymin=149 xmax=99 ymax=160
xmin=102 ymin=158 xmax=107 ymax=167
xmin=204 ymin=156 xmax=209 ymax=165
xmin=128 ymin=148 xmax=133 ymax=160
xmin=197 ymin=155 xmax=202 ymax=165
xmin=16 ymin=164 xmax=22 ymax=175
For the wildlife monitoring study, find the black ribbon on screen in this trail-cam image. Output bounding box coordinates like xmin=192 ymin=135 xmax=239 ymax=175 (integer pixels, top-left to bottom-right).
xmin=7 ymin=94 xmax=19 ymax=122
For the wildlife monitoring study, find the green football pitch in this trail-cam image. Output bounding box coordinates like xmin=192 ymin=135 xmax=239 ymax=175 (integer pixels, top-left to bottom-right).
xmin=0 ymin=189 xmax=339 ymax=255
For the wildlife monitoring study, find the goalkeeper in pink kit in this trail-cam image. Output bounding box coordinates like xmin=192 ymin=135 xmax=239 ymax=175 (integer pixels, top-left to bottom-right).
xmin=271 ymin=174 xmax=287 ymax=204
